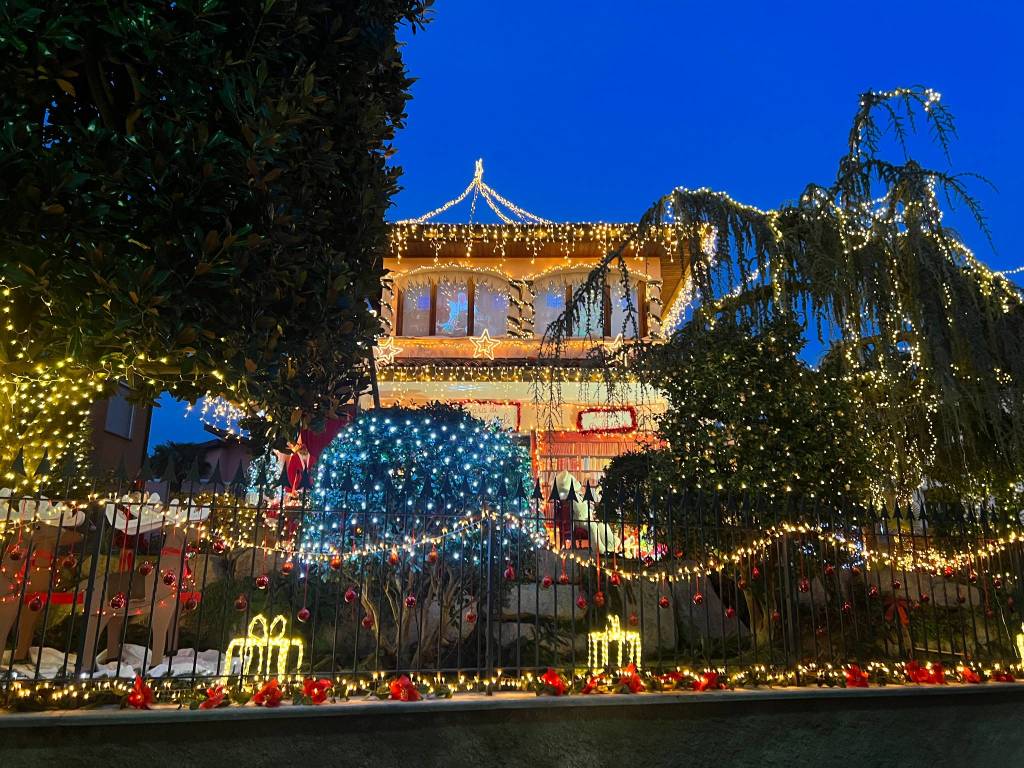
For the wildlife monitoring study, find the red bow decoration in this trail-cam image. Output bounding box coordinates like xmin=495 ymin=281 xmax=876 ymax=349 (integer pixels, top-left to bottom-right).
xmin=992 ymin=670 xmax=1016 ymax=683
xmin=539 ymin=668 xmax=567 ymax=696
xmin=389 ymin=675 xmax=421 ymax=702
xmin=884 ymin=596 xmax=910 ymax=626
xmin=905 ymin=661 xmax=946 ymax=684
xmin=692 ymin=672 xmax=725 ymax=692
xmin=303 ymin=677 xmax=333 ymax=705
xmin=844 ymin=664 xmax=869 ymax=688
xmin=960 ymin=666 xmax=982 ymax=684
xmin=253 ymin=679 xmax=284 ymax=707
xmin=199 ymin=685 xmax=227 ymax=710
xmin=618 ymin=663 xmax=645 ymax=694
xmin=126 ymin=676 xmax=154 ymax=710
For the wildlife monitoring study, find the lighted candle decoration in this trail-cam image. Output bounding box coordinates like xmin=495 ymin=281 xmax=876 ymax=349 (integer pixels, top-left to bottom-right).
xmin=224 ymin=614 xmax=304 ymax=678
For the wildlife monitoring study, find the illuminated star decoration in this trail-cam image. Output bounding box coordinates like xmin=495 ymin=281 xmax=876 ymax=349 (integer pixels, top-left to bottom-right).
xmin=470 ymin=329 xmax=501 ymax=360
xmin=373 ymin=336 xmax=403 ymax=366
xmin=603 ymin=333 xmax=624 ymax=355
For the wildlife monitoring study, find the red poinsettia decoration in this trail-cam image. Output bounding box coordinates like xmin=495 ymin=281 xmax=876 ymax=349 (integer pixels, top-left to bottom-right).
xmin=905 ymin=661 xmax=946 ymax=685
xmin=692 ymin=672 xmax=725 ymax=692
xmin=303 ymin=677 xmax=333 ymax=704
xmin=960 ymin=666 xmax=982 ymax=684
xmin=253 ymin=679 xmax=284 ymax=707
xmin=539 ymin=667 xmax=568 ymax=696
xmin=581 ymin=674 xmax=606 ymax=695
xmin=199 ymin=685 xmax=227 ymax=710
xmin=992 ymin=670 xmax=1016 ymax=683
xmin=389 ymin=675 xmax=421 ymax=702
xmin=844 ymin=664 xmax=869 ymax=688
xmin=618 ymin=663 xmax=645 ymax=694
xmin=126 ymin=676 xmax=154 ymax=709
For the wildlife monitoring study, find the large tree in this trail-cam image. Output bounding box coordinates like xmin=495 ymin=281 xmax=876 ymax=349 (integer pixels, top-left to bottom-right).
xmin=542 ymin=88 xmax=1024 ymax=503
xmin=0 ymin=0 xmax=431 ymax=479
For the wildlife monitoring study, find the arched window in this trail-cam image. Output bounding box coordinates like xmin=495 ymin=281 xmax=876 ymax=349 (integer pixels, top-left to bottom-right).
xmin=395 ymin=271 xmax=510 ymax=337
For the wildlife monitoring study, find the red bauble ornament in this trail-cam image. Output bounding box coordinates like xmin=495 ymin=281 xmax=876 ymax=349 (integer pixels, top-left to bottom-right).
xmin=234 ymin=594 xmax=248 ymax=611
xmin=330 ymin=555 xmax=343 ymax=571
xmin=344 ymin=587 xmax=358 ymax=604
xmin=919 ymin=592 xmax=930 ymax=604
xmin=851 ymin=565 xmax=862 ymax=577
xmin=726 ymin=606 xmax=736 ymax=619
xmin=824 ymin=564 xmax=835 ymax=577
xmin=594 ymin=591 xmax=606 ymax=608
xmin=28 ymin=595 xmax=43 ymax=612
xmin=281 ymin=560 xmax=294 ymax=575
xmin=969 ymin=571 xmax=978 ymax=583
xmin=558 ymin=573 xmax=570 ymax=585
xmin=404 ymin=595 xmax=417 ymax=608
xmin=576 ymin=595 xmax=588 ymax=610
xmin=62 ymin=554 xmax=78 ymax=570
xmin=738 ymin=578 xmax=748 ymax=591
xmin=993 ymin=576 xmax=1003 ymax=589
xmin=361 ymin=615 xmax=374 ymax=629
xmin=464 ymin=610 xmax=477 ymax=624
xmin=841 ymin=601 xmax=852 ymax=615
xmin=7 ymin=546 xmax=23 ymax=562
xmin=212 ymin=539 xmax=227 ymax=555
xmin=541 ymin=575 xmax=554 ymax=589
xmin=868 ymin=585 xmax=880 ymax=598
xmin=184 ymin=597 xmax=199 ymax=612
xmin=891 ymin=579 xmax=902 ymax=591
xmin=943 ymin=565 xmax=954 ymax=578
xmin=297 ymin=607 xmax=311 ymax=623
xmin=658 ymin=595 xmax=670 ymax=609
xmin=138 ymin=561 xmax=154 ymax=577
xmin=109 ymin=592 xmax=127 ymax=610
xmin=609 ymin=572 xmax=621 ymax=587
xmin=628 ymin=612 xmax=639 ymax=626
xmin=692 ymin=592 xmax=704 ymax=606
xmin=798 ymin=577 xmax=810 ymax=593
xmin=771 ymin=610 xmax=782 ymax=622
xmin=427 ymin=547 xmax=439 ymax=565
xmin=162 ymin=570 xmax=177 ymax=587
xmin=388 ymin=549 xmax=400 ymax=566
xmin=751 ymin=566 xmax=762 ymax=580
xmin=255 ymin=574 xmax=270 ymax=590
xmin=503 ymin=564 xmax=516 ymax=582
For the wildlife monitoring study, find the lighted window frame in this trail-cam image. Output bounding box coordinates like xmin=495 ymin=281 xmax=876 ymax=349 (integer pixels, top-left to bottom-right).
xmin=394 ymin=275 xmax=509 ymax=337
xmin=533 ymin=275 xmax=648 ymax=339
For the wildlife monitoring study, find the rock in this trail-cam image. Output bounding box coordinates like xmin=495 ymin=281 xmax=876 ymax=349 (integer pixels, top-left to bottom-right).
xmin=501 ymin=584 xmax=588 ymax=621
xmin=533 ymin=550 xmax=585 ymax=584
xmin=926 ymin=575 xmax=982 ymax=608
xmin=622 ymin=580 xmax=677 ymax=652
xmin=498 ymin=622 xmax=538 ymax=647
xmin=671 ymin=575 xmax=745 ymax=643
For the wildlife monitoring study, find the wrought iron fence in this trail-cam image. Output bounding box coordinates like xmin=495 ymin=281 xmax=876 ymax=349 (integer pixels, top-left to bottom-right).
xmin=2 ymin=472 xmax=1023 ymax=692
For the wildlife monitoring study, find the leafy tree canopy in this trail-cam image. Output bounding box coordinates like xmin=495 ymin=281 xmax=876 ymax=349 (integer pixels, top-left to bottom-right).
xmin=0 ymin=0 xmax=431 ymax=463
xmin=543 ymin=88 xmax=1024 ymax=502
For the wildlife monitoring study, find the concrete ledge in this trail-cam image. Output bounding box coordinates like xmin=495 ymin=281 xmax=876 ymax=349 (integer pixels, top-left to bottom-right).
xmin=2 ymin=685 xmax=1024 ymax=767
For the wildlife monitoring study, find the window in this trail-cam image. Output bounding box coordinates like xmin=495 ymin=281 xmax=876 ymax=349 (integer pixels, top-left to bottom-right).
xmin=400 ymin=282 xmax=432 ymax=336
xmin=104 ymin=384 xmax=135 ymax=439
xmin=435 ymin=280 xmax=469 ymax=336
xmin=396 ymin=271 xmax=510 ymax=337
xmin=532 ymin=272 xmax=647 ymax=339
xmin=609 ymin=279 xmax=640 ymax=338
xmin=473 ymin=280 xmax=509 ymax=336
xmin=532 ymin=281 xmax=566 ymax=340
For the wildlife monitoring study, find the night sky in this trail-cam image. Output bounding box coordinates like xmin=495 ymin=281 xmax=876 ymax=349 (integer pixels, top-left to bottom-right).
xmin=148 ymin=0 xmax=1024 ymax=449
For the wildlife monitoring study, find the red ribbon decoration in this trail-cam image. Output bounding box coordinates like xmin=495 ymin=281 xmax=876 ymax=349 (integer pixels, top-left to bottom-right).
xmin=905 ymin=661 xmax=946 ymax=684
xmin=618 ymin=663 xmax=645 ymax=693
xmin=884 ymin=596 xmax=910 ymax=626
xmin=845 ymin=664 xmax=869 ymax=688
xmin=252 ymin=679 xmax=284 ymax=707
xmin=303 ymin=677 xmax=333 ymax=704
xmin=539 ymin=668 xmax=567 ymax=696
xmin=199 ymin=685 xmax=226 ymax=709
xmin=692 ymin=672 xmax=725 ymax=692
xmin=960 ymin=666 xmax=982 ymax=684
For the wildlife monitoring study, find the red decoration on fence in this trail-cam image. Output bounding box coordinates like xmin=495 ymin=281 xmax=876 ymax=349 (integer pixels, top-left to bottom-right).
xmin=252 ymin=679 xmax=284 ymax=707
xmin=389 ymin=675 xmax=421 ymax=701
xmin=126 ymin=676 xmax=154 ymax=709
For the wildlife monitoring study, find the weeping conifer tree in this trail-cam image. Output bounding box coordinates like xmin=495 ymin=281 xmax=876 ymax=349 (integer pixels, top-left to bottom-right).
xmin=539 ymin=88 xmax=1024 ymax=504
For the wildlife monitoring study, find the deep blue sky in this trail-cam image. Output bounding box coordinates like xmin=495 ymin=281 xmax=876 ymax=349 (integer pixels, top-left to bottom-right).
xmin=148 ymin=0 xmax=1024 ymax=449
